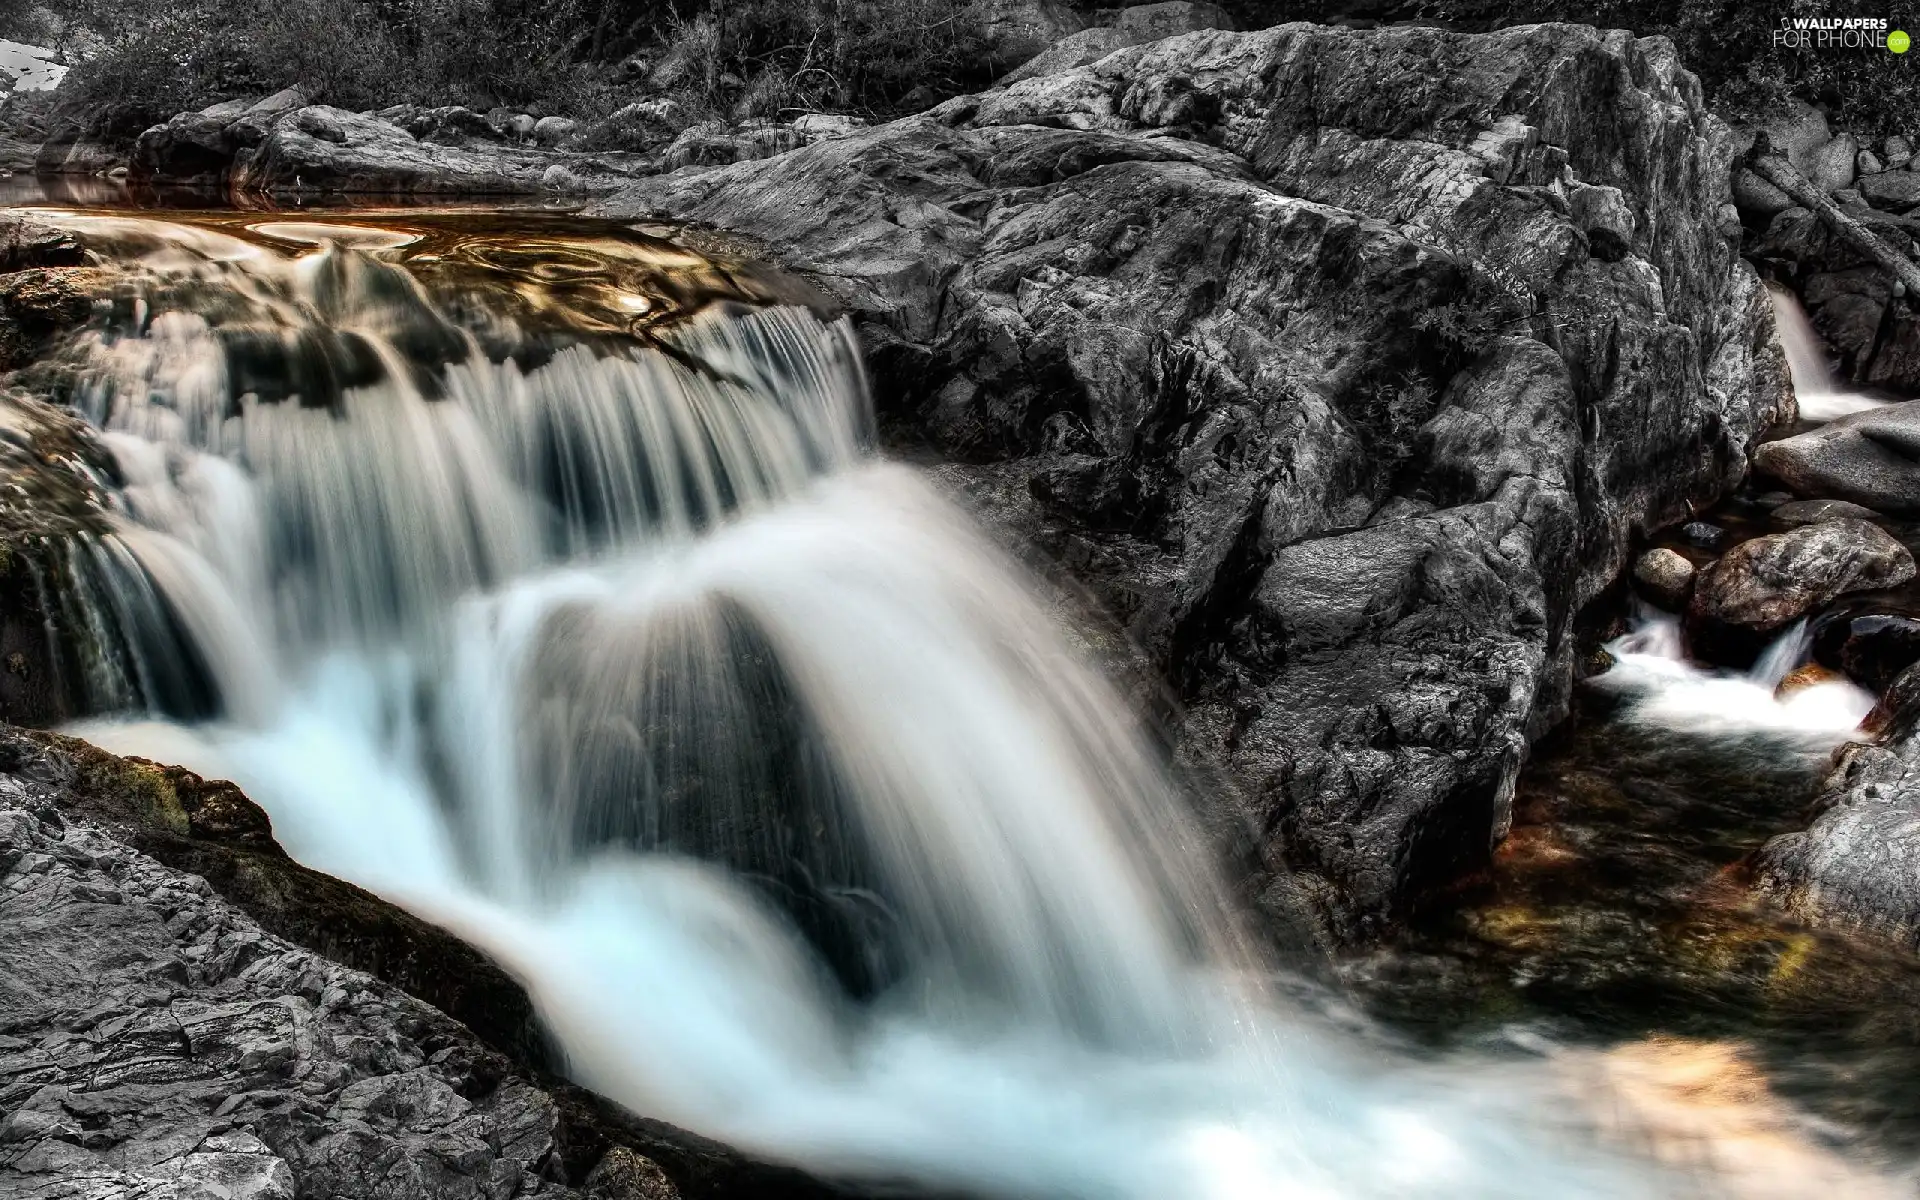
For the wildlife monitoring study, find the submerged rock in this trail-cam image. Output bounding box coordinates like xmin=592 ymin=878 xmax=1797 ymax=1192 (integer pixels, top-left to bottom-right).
xmin=594 ymin=21 xmax=1786 ymax=937
xmin=1688 ymin=518 xmax=1913 ymax=634
xmin=1755 ymin=400 xmax=1920 ymax=515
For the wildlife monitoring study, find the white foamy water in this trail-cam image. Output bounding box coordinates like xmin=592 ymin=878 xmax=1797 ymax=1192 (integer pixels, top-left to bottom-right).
xmin=1769 ymin=285 xmax=1891 ymax=423
xmin=30 ymin=213 xmax=1893 ymax=1197
xmin=1590 ymin=609 xmax=1875 ymax=743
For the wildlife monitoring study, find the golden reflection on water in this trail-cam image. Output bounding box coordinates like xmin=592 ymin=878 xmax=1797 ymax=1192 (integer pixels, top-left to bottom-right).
xmin=1576 ymin=1037 xmax=1910 ymax=1198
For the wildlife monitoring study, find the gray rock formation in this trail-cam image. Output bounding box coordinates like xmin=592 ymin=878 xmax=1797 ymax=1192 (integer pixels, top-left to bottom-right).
xmin=1814 ymin=613 xmax=1920 ymax=693
xmin=1755 ymin=400 xmax=1920 ymax=515
xmin=1688 ymin=518 xmax=1914 ymax=633
xmin=1860 ymin=170 xmax=1920 ymax=212
xmin=1771 ymin=498 xmax=1885 ymax=527
xmin=1002 ymin=0 xmax=1236 ymax=84
xmin=131 ymin=99 xmax=644 ymax=197
xmin=1754 ymin=680 xmax=1920 ymax=947
xmin=1751 ymin=203 xmax=1920 ymax=393
xmin=0 ymin=730 xmax=859 ymax=1200
xmin=591 ymin=22 xmax=1786 ymax=937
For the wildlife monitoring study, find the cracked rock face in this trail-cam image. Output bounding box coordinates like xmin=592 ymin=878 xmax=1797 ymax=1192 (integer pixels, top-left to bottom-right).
xmin=1755 ymin=399 xmax=1920 ymax=516
xmin=0 ymin=773 xmax=622 ymax=1200
xmin=591 ymin=22 xmax=1786 ymax=939
xmin=1753 ymin=711 xmax=1920 ymax=951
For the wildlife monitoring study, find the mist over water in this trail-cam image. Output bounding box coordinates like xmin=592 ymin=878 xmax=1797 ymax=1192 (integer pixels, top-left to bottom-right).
xmin=30 ymin=210 xmax=1892 ymax=1197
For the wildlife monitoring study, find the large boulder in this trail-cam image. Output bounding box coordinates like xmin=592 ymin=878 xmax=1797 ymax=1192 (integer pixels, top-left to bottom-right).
xmin=1633 ymin=547 xmax=1696 ymax=609
xmin=1751 ymin=204 xmax=1920 ymax=392
xmin=592 ymin=22 xmax=1786 ymax=938
xmin=1687 ymin=518 xmax=1914 ymax=634
xmin=982 ymin=0 xmax=1089 ymax=68
xmin=1753 ymin=705 xmax=1920 ymax=948
xmin=1755 ymin=400 xmax=1920 ymax=515
xmin=0 ymin=729 xmax=854 ymax=1200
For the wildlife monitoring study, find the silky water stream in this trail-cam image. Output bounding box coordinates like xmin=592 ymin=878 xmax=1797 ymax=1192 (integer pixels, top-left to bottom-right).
xmin=10 ymin=208 xmax=1915 ymax=1197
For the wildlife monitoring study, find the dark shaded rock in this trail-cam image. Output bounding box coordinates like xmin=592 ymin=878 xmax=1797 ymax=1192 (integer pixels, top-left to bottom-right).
xmin=587 ymin=1146 xmax=682 ymax=1199
xmin=1814 ymin=612 xmax=1920 ymax=694
xmin=1755 ymin=400 xmax=1920 ymax=515
xmin=1748 ymin=205 xmax=1920 ymax=394
xmin=1678 ymin=521 xmax=1730 ymax=551
xmin=1860 ymin=169 xmax=1920 ymax=212
xmin=1688 ymin=518 xmax=1913 ymax=635
xmin=1772 ymin=498 xmax=1884 ymax=528
xmin=0 ymin=215 xmax=83 ymax=274
xmin=593 ymin=22 xmax=1784 ymax=937
xmin=1753 ymin=728 xmax=1920 ymax=948
xmin=1112 ymin=1 xmax=1235 ymax=38
xmin=982 ymin=0 xmax=1089 ymax=68
xmin=31 ymin=128 xmax=127 ymax=175
xmin=134 ymin=102 xmax=639 ymax=197
xmin=1731 ymin=167 xmax=1794 ymax=218
xmin=0 ymin=390 xmax=127 ymax=727
xmin=1633 ymin=547 xmax=1695 ymax=609
xmin=0 ymin=267 xmax=112 ymax=371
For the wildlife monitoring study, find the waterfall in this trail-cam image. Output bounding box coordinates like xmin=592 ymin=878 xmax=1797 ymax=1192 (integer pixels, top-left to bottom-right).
xmin=1591 ymin=607 xmax=1874 ymax=741
xmin=1768 ymin=285 xmax=1889 ymax=423
xmin=21 ymin=210 xmax=1820 ymax=1197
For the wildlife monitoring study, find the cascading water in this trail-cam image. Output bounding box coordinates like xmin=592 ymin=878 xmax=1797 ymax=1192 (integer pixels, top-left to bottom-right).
xmin=20 ymin=209 xmax=1876 ymax=1197
xmin=1768 ymin=284 xmax=1890 ymax=423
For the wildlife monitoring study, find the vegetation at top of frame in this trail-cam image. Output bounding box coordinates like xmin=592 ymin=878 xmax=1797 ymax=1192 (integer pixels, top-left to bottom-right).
xmin=0 ymin=0 xmax=1912 ymax=143
xmin=0 ymin=0 xmax=1000 ymax=137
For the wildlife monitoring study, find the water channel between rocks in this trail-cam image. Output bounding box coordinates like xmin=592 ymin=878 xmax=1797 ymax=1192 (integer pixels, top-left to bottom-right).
xmin=9 ymin=199 xmax=1920 ymax=1197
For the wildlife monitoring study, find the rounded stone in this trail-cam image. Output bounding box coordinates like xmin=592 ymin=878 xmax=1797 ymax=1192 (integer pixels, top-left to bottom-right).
xmin=1633 ymin=547 xmax=1696 ymax=610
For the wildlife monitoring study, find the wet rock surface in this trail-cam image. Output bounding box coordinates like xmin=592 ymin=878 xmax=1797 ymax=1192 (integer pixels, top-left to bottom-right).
xmin=1688 ymin=518 xmax=1914 ymax=635
xmin=0 ymin=728 xmax=867 ymax=1200
xmin=133 ymin=97 xmax=645 ymax=197
xmin=593 ymin=22 xmax=1784 ymax=937
xmin=1755 ymin=400 xmax=1920 ymax=515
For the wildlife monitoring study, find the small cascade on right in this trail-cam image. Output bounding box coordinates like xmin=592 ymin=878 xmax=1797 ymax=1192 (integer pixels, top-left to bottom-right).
xmin=1769 ymin=284 xmax=1892 ymax=423
xmin=1590 ymin=608 xmax=1875 ymax=744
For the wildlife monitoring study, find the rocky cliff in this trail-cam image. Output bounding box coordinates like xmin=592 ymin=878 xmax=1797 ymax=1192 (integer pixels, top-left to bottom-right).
xmin=590 ymin=22 xmax=1787 ymax=939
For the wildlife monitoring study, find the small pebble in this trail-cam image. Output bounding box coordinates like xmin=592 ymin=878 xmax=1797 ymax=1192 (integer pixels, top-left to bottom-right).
xmin=1678 ymin=521 xmax=1729 ymax=551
